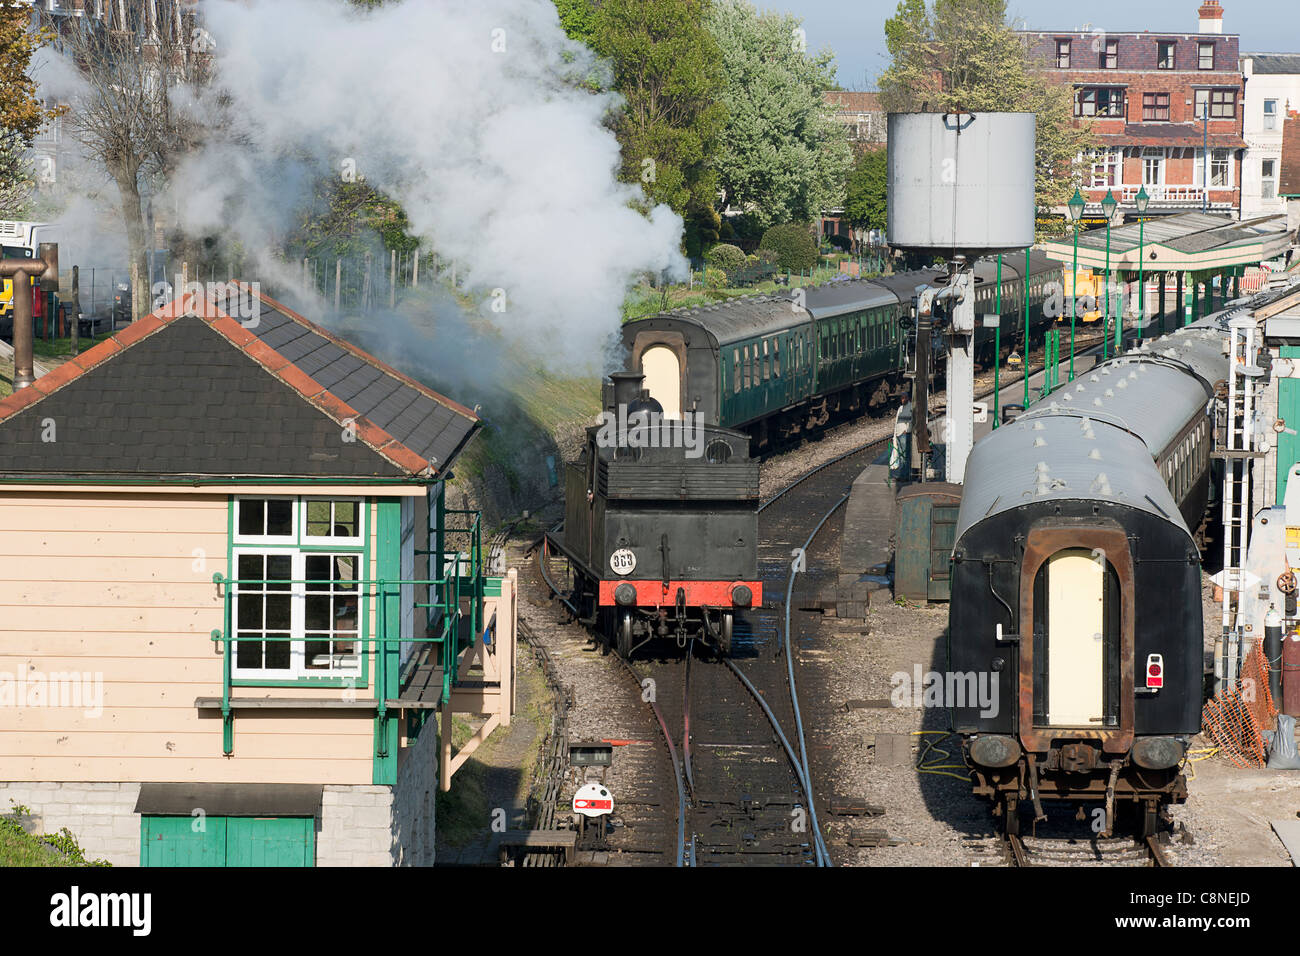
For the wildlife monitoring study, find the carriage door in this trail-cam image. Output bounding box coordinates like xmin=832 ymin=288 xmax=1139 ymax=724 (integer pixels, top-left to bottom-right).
xmin=1043 ymin=548 xmax=1105 ymax=726
xmin=641 ymin=346 xmax=681 ymax=419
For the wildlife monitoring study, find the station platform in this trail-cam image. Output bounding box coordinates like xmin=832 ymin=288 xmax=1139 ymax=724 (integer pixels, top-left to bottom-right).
xmin=835 ymin=453 xmax=895 ymax=618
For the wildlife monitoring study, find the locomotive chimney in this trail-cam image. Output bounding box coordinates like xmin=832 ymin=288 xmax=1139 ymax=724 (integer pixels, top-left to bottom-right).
xmin=607 ymin=370 xmax=647 ymax=412
xmin=1198 ymin=0 xmax=1224 ymax=34
xmin=3 ymin=242 xmax=58 ymax=390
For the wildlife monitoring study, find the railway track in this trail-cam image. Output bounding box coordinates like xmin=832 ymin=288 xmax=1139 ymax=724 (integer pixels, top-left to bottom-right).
xmin=1000 ymin=832 xmax=1172 ymax=868
xmin=521 ymin=324 xmax=1138 ymax=867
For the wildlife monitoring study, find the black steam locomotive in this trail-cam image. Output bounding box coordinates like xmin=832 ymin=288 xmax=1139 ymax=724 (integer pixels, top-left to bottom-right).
xmin=948 ymin=317 xmax=1229 ymax=836
xmin=547 ymin=371 xmax=762 ymax=657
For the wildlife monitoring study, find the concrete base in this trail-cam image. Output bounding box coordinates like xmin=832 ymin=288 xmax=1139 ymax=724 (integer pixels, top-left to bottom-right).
xmin=0 ymin=738 xmax=440 ymax=866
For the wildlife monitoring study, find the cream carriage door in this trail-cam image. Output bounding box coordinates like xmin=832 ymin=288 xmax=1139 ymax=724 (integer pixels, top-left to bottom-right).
xmin=1046 ymin=549 xmax=1105 ymax=726
xmin=641 ymin=346 xmax=681 ymax=419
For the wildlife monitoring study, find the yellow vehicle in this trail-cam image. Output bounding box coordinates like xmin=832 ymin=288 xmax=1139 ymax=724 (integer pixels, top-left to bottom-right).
xmin=0 ymin=220 xmax=52 ymax=325
xmin=1063 ymin=267 xmax=1105 ymax=323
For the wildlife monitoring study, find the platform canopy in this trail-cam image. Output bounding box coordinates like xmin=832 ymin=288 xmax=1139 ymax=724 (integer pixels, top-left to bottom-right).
xmin=1039 ymin=212 xmax=1294 ymax=275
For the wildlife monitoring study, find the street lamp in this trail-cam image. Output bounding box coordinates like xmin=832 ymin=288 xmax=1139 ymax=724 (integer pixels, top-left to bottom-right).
xmin=1101 ymin=188 xmax=1118 ymax=359
xmin=1067 ymin=188 xmax=1085 ymax=381
xmin=1135 ymin=185 xmax=1149 ymax=342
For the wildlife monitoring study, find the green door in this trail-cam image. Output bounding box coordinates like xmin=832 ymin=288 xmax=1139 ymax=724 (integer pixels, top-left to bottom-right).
xmin=141 ymin=816 xmax=314 ymax=867
xmin=141 ymin=815 xmax=227 ymax=867
xmin=226 ymin=818 xmax=315 ymax=867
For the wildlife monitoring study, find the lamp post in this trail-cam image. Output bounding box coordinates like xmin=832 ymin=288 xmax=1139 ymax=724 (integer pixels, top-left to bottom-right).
xmin=1101 ymin=188 xmax=1117 ymax=359
xmin=1067 ymin=188 xmax=1085 ymax=381
xmin=1135 ymin=185 xmax=1149 ymax=342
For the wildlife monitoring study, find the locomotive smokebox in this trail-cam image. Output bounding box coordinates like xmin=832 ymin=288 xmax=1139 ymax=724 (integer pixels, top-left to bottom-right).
xmin=886 ymin=112 xmax=1036 ymax=256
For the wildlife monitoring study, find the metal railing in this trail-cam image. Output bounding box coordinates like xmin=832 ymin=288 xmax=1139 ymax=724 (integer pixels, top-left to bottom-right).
xmin=208 ymin=510 xmax=484 ymax=755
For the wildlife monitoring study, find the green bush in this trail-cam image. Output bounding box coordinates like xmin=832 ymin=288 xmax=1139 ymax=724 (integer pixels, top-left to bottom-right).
xmin=755 ymin=247 xmax=781 ymax=267
xmin=704 ymin=243 xmax=747 ymax=273
xmin=703 ymin=266 xmax=728 ymax=289
xmin=826 ymin=233 xmax=852 ymax=252
xmin=759 ymin=223 xmax=819 ymax=273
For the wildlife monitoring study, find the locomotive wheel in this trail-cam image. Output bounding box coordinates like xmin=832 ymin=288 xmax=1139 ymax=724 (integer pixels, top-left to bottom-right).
xmin=616 ymin=613 xmax=633 ymax=659
xmin=718 ymin=612 xmax=733 ymax=658
xmin=1141 ymin=801 xmax=1159 ymax=840
xmin=1003 ymin=796 xmax=1020 ymax=837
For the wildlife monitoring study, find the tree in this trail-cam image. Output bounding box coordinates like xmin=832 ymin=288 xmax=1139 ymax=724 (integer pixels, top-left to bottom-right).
xmin=706 ymin=0 xmax=850 ymax=230
xmin=759 ymin=222 xmax=817 ymax=272
xmin=583 ymin=0 xmax=726 ymax=258
xmin=877 ymin=0 xmax=1092 ymax=238
xmin=553 ymin=0 xmax=597 ymax=47
xmin=55 ymin=5 xmax=212 ymax=318
xmin=844 ymin=147 xmax=887 ymax=243
xmin=0 ymin=3 xmax=62 ymax=211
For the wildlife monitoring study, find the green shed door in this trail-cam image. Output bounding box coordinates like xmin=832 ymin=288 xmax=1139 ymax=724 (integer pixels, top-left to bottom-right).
xmin=141 ymin=816 xmax=314 ymax=867
xmin=226 ymin=818 xmax=315 ymax=867
xmin=141 ymin=816 xmax=227 ymax=867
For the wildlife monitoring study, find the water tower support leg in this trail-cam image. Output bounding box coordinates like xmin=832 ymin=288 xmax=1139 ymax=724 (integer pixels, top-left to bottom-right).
xmin=945 ymin=268 xmax=977 ymax=484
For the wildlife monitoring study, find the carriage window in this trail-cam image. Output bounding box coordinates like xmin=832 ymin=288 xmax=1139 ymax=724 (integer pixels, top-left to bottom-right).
xmin=733 ymin=349 xmax=740 ymax=394
xmin=773 ymin=339 xmax=781 ymax=377
xmin=763 ymin=339 xmax=770 ymax=381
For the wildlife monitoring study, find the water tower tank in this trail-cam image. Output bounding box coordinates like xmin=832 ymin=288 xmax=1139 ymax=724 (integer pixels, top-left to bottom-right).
xmin=887 ymin=112 xmax=1035 ymax=255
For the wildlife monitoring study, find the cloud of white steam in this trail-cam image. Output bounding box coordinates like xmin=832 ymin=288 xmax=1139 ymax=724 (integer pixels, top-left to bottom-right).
xmin=168 ymin=0 xmax=686 ymax=373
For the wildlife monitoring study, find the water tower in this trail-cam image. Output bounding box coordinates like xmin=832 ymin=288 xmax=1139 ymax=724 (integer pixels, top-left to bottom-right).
xmin=887 ymin=112 xmax=1036 ymax=483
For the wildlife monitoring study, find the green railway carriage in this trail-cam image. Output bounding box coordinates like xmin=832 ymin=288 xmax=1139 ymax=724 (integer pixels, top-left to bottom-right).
xmin=620 ymin=253 xmax=1064 ymax=445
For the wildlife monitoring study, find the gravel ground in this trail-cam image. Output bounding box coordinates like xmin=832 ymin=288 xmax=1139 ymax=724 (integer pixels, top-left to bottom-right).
xmin=805 ymin=561 xmax=1300 ymax=866
xmin=512 ymin=532 xmax=678 ymax=864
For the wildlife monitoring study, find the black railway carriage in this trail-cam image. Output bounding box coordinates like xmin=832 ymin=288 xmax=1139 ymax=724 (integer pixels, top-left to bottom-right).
xmin=948 ymin=319 xmax=1229 ymax=836
xmin=620 ymin=253 xmax=1063 ymax=446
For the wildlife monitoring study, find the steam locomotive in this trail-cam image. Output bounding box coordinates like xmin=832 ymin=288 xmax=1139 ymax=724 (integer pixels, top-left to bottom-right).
xmin=547 ymin=371 xmax=762 ymax=657
xmin=948 ymin=316 xmax=1229 ymax=836
xmin=548 ymin=255 xmax=1059 ymax=657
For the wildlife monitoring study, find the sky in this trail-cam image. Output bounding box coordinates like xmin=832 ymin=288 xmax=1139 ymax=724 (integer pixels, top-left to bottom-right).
xmin=778 ymin=0 xmax=1300 ymax=91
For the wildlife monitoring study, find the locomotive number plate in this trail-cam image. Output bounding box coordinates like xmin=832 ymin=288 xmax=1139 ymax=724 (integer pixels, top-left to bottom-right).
xmin=610 ymin=548 xmax=636 ymax=575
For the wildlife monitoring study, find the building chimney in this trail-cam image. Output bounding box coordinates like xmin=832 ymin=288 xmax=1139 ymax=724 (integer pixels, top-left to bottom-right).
xmin=1198 ymin=0 xmax=1224 ymax=34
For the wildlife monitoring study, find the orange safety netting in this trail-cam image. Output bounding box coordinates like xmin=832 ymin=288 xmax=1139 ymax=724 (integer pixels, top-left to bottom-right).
xmin=1201 ymin=637 xmax=1280 ymax=768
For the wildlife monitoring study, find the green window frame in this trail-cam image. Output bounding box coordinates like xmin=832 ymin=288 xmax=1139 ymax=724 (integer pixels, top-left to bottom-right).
xmin=227 ymin=495 xmax=372 ymax=689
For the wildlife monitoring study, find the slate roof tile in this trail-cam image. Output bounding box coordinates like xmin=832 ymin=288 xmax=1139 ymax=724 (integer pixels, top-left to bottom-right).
xmin=0 ymin=284 xmax=480 ymax=480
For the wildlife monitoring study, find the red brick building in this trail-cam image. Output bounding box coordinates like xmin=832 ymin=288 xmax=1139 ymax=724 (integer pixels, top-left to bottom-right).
xmin=1021 ymin=1 xmax=1246 ymax=222
xmin=823 ymin=91 xmax=887 ymax=156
